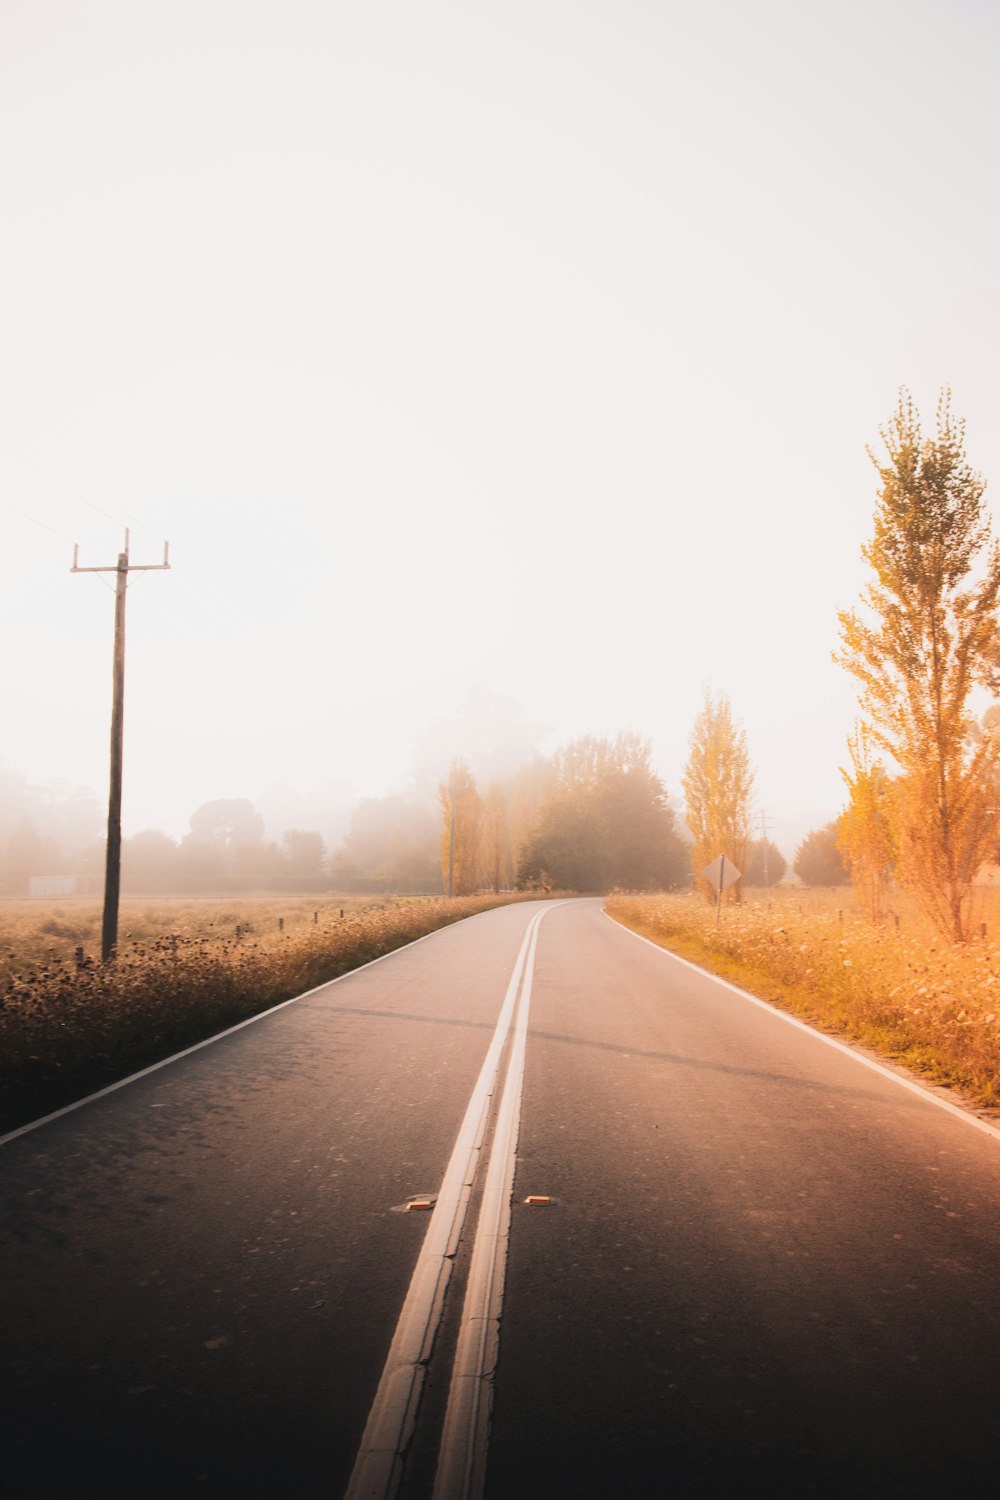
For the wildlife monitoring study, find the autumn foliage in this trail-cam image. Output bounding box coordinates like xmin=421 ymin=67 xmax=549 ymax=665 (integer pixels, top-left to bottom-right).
xmin=837 ymin=390 xmax=1000 ymax=941
xmin=608 ymin=888 xmax=1000 ymax=1112
xmin=682 ymin=690 xmax=754 ymax=903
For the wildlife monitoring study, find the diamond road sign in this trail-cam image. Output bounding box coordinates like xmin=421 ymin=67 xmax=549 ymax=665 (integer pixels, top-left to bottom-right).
xmin=702 ymin=854 xmax=741 ymax=891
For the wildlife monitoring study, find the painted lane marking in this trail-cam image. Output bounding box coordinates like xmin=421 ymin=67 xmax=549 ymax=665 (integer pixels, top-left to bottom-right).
xmin=431 ymin=909 xmax=541 ymax=1500
xmin=344 ymin=904 xmax=554 ymax=1500
xmin=604 ymin=911 xmax=1000 ymax=1145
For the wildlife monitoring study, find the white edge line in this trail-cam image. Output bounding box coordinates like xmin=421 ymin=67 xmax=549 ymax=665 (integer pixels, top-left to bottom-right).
xmin=0 ymin=905 xmax=540 ymax=1151
xmin=343 ymin=904 xmax=558 ymax=1500
xmin=604 ymin=909 xmax=1000 ymax=1145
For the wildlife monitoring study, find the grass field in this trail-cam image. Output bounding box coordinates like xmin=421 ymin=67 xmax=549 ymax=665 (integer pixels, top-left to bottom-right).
xmin=606 ymin=885 xmax=1000 ymax=1115
xmin=0 ymin=891 xmax=537 ymax=1134
xmin=0 ymin=893 xmax=399 ymax=978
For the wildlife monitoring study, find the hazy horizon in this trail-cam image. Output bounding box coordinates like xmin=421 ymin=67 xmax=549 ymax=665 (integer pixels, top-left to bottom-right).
xmin=4 ymin=0 xmax=999 ymax=871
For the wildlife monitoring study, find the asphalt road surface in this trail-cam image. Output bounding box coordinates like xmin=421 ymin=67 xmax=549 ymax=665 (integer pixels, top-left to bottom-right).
xmin=3 ymin=898 xmax=1000 ymax=1498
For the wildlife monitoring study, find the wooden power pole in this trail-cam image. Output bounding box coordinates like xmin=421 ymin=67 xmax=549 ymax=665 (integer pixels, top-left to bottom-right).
xmin=73 ymin=530 xmax=170 ymax=961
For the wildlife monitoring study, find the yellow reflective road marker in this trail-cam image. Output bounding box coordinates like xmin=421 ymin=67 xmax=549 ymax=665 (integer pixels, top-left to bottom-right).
xmin=524 ymin=1194 xmax=553 ymax=1206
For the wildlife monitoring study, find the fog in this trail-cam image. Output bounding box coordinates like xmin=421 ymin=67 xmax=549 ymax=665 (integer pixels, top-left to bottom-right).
xmin=3 ymin=0 xmax=1000 ymax=876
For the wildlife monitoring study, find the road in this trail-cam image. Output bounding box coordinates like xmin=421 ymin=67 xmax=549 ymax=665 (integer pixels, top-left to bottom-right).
xmin=3 ymin=898 xmax=1000 ymax=1497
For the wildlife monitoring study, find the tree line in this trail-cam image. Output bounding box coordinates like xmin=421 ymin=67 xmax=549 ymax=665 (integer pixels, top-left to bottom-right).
xmin=438 ymin=732 xmax=689 ymax=895
xmin=7 ymin=386 xmax=991 ymax=926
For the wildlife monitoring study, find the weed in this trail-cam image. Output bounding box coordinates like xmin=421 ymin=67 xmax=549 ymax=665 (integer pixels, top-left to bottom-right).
xmin=0 ymin=892 xmax=540 ymax=1133
xmin=606 ymin=888 xmax=1000 ymax=1115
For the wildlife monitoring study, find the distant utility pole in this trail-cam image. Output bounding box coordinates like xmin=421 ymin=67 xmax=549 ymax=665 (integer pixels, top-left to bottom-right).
xmin=73 ymin=530 xmax=170 ymax=961
xmin=759 ymin=808 xmax=771 ymax=888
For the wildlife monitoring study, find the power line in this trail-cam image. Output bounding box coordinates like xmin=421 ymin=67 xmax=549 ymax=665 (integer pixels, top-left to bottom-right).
xmin=0 ymin=422 xmax=166 ymax=540
xmin=0 ymin=499 xmax=76 ymax=544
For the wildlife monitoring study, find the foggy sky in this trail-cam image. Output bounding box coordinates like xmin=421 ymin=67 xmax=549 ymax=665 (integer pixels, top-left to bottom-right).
xmin=3 ymin=0 xmax=1000 ymax=864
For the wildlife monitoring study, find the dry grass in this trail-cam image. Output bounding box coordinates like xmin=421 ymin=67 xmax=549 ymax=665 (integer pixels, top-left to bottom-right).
xmin=0 ymin=894 xmax=397 ymax=977
xmin=0 ymin=892 xmax=538 ymax=1134
xmin=606 ymin=886 xmax=1000 ymax=1115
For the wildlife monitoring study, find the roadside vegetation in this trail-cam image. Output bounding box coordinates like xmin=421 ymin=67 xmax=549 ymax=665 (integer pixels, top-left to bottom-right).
xmin=606 ymin=887 xmax=1000 ymax=1114
xmin=0 ymin=892 xmax=540 ymax=1135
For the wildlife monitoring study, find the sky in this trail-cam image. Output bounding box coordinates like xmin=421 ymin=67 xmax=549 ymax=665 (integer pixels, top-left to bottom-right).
xmin=3 ymin=0 xmax=1000 ymax=862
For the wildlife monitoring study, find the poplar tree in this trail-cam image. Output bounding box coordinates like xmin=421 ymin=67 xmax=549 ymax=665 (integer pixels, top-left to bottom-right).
xmin=439 ymin=761 xmax=481 ymax=896
xmin=682 ymin=690 xmax=754 ymax=903
xmin=837 ymin=726 xmax=892 ymax=922
xmin=836 ymin=389 xmax=1000 ymax=941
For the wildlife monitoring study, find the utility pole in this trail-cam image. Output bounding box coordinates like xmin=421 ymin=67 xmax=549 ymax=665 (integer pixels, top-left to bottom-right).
xmin=73 ymin=530 xmax=170 ymax=961
xmin=759 ymin=808 xmax=771 ymax=888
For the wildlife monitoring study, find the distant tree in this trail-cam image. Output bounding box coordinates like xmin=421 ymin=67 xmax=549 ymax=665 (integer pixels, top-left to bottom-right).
xmin=329 ymin=795 xmax=439 ymax=892
xmin=837 ymin=726 xmax=893 ymax=921
xmin=518 ymin=733 xmax=686 ymax=891
xmin=518 ymin=792 xmax=607 ymax=891
xmin=175 ymin=836 xmax=228 ymax=892
xmin=743 ymin=838 xmax=787 ymax=888
xmin=187 ymin=799 xmax=265 ymax=847
xmin=282 ymin=829 xmax=326 ymax=886
xmin=230 ymin=840 xmax=287 ymax=890
xmin=122 ymin=830 xmax=180 ymax=893
xmin=0 ymin=774 xmax=101 ymax=888
xmin=508 ymin=757 xmax=558 ymax=876
xmin=794 ymin=823 xmax=850 ymax=886
xmin=836 ymin=388 xmax=1000 ymax=941
xmin=479 ymin=780 xmax=514 ymax=893
xmin=1 ymin=817 xmax=65 ymax=893
xmin=682 ymin=691 xmax=754 ymax=902
xmin=439 ymin=761 xmax=481 ymax=896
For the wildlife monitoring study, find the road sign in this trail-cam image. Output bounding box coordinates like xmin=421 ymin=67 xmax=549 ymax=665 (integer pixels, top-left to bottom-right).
xmin=702 ymin=854 xmax=741 ymax=891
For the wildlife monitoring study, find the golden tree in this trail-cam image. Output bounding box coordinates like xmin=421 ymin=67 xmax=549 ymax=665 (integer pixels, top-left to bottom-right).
xmin=682 ymin=690 xmax=754 ymax=903
xmin=837 ymin=726 xmax=893 ymax=923
xmin=478 ymin=779 xmax=513 ymax=894
xmin=438 ymin=760 xmax=481 ymax=896
xmin=836 ymin=389 xmax=1000 ymax=941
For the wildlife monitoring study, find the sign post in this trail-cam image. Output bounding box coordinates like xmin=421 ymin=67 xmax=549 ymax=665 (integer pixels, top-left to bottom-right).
xmin=702 ymin=854 xmax=742 ymax=924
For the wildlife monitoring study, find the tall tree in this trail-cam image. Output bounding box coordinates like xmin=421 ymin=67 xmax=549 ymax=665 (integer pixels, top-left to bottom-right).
xmin=282 ymin=829 xmax=326 ymax=886
xmin=439 ymin=761 xmax=481 ymax=896
xmin=794 ymin=823 xmax=850 ymax=886
xmin=479 ymin=780 xmax=514 ymax=893
xmin=743 ymin=838 xmax=787 ymax=888
xmin=330 ymin=795 xmax=439 ymax=893
xmin=682 ymin=691 xmax=754 ymax=903
xmin=836 ymin=389 xmax=1000 ymax=941
xmin=837 ymin=726 xmax=893 ymax=922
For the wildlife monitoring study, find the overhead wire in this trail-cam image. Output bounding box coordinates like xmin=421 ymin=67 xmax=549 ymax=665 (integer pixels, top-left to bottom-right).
xmin=0 ymin=421 xmax=167 ymax=542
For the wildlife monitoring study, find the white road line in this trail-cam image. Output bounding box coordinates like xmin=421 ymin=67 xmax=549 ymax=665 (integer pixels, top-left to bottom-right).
xmin=432 ymin=908 xmax=540 ymax=1500
xmin=344 ymin=904 xmax=553 ymax=1500
xmin=605 ymin=910 xmax=1000 ymax=1145
xmin=0 ymin=908 xmax=530 ymax=1151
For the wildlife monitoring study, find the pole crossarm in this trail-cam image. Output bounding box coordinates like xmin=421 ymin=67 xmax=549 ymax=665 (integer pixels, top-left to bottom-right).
xmin=72 ymin=537 xmax=170 ymax=573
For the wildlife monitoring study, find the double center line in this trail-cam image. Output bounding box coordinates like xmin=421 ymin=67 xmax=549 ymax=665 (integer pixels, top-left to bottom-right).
xmin=344 ymin=903 xmax=553 ymax=1500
